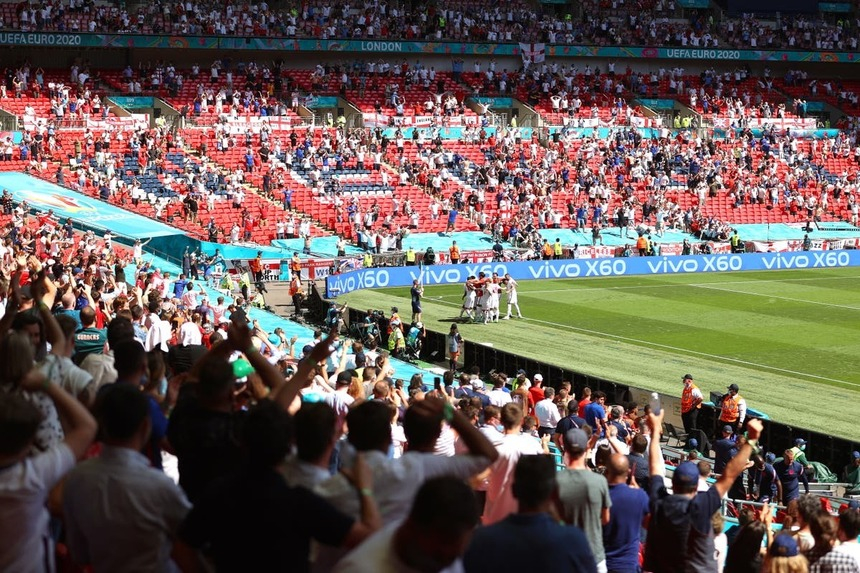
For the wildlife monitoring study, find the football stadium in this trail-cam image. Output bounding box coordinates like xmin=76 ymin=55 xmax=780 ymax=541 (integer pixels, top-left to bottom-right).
xmin=2 ymin=1 xmax=860 ymax=570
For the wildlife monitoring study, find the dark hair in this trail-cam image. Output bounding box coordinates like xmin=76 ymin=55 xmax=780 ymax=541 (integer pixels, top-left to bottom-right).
xmin=797 ymin=494 xmax=822 ymax=524
xmin=54 ymin=313 xmax=79 ymax=341
xmin=403 ymin=402 xmax=443 ymax=450
xmin=0 ymin=394 xmax=42 ymax=455
xmin=346 ymin=401 xmax=392 ymax=451
xmin=512 ymin=455 xmax=556 ymax=509
xmin=295 ymin=403 xmax=338 ymax=463
xmin=631 ymin=434 xmax=648 ymax=454
xmin=107 ymin=317 xmax=136 ymax=349
xmin=95 ymin=384 xmax=149 ymax=442
xmin=840 ymin=506 xmax=860 ymax=539
xmin=197 ymin=356 xmax=235 ymax=400
xmin=726 ymin=521 xmax=767 ymax=571
xmin=408 ymin=477 xmax=479 ymax=534
xmin=243 ymin=400 xmax=293 ymax=469
xmin=113 ymin=340 xmax=147 ymax=377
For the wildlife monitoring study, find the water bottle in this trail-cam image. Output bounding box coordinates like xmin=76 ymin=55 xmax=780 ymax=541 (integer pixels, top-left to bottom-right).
xmin=649 ymin=392 xmax=661 ymax=416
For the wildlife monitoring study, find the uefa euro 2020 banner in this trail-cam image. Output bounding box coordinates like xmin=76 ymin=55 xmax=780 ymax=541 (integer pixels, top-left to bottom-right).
xmin=326 ymin=250 xmax=860 ymax=297
xmin=3 ymin=32 xmax=860 ymax=64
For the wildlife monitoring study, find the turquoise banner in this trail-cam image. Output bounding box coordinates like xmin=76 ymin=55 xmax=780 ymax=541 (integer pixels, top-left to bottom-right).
xmin=819 ymin=1 xmax=851 ymax=10
xmin=2 ymin=32 xmax=860 ymax=64
xmin=636 ymin=98 xmax=677 ymax=111
xmin=676 ymin=0 xmax=710 ymax=7
xmin=473 ymin=97 xmax=514 ymax=107
xmin=305 ymin=96 xmax=338 ymax=108
xmin=109 ymin=96 xmax=155 ymax=109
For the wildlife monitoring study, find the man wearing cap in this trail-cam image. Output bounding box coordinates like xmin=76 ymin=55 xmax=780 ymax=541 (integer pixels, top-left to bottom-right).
xmin=842 ymin=451 xmax=860 ymax=496
xmin=528 ymin=374 xmax=545 ymax=413
xmin=680 ymin=374 xmax=703 ymax=433
xmin=644 ymin=408 xmax=764 ymax=573
xmin=556 ymin=427 xmax=612 ymax=573
xmin=718 ymin=383 xmax=746 ymax=435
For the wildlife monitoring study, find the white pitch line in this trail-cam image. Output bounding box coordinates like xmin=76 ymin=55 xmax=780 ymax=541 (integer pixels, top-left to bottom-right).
xmin=426 ymin=297 xmax=860 ymax=388
xmin=462 ymin=274 xmax=860 ymax=296
xmin=690 ymin=283 xmax=860 ymax=311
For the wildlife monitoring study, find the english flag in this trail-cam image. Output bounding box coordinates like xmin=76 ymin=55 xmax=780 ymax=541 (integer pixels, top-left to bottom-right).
xmin=519 ymin=43 xmax=546 ymax=64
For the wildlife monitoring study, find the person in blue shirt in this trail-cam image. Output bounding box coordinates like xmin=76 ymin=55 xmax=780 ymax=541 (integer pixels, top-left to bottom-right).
xmin=463 ymin=455 xmax=597 ymax=573
xmin=774 ymin=447 xmax=809 ymax=504
xmin=604 ymin=454 xmax=650 ymax=573
xmin=712 ymin=425 xmax=738 ymax=474
xmin=445 ymin=208 xmax=458 ymax=235
xmin=584 ymin=391 xmax=607 ymax=437
xmin=172 ymin=274 xmax=189 ymax=300
xmin=747 ymin=453 xmax=782 ymax=503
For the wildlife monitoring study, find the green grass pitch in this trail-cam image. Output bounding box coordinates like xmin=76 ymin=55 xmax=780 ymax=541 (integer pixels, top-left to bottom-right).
xmin=340 ymin=267 xmax=860 ymax=439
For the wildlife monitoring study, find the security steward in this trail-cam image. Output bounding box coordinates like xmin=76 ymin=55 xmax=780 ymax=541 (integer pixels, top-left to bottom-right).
xmin=680 ymin=373 xmax=703 ymax=433
xmin=719 ymin=383 xmax=747 ymax=435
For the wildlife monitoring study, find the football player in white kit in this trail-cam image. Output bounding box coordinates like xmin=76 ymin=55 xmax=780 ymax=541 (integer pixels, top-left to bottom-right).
xmin=501 ymin=273 xmax=523 ymax=319
xmin=484 ymin=273 xmax=501 ymax=323
xmin=459 ymin=276 xmax=477 ymax=322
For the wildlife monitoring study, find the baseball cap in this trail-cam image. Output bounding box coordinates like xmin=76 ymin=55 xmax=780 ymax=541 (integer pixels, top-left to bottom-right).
xmin=683 ymin=374 xmax=693 ymax=380
xmin=769 ymin=534 xmax=799 ymax=558
xmin=533 ymin=373 xmax=543 ymax=382
xmin=563 ymin=428 xmax=588 ymax=451
xmin=765 ymin=452 xmax=776 ymax=463
xmin=794 ymin=438 xmax=807 ymax=447
xmin=727 ymin=383 xmax=739 ymax=392
xmin=852 ymin=451 xmax=860 ymax=460
xmin=672 ymin=461 xmax=700 ymax=488
xmin=516 ymin=369 xmax=526 ymax=376
xmin=391 ymin=306 xmax=398 ymax=312
xmin=335 ymin=371 xmax=352 ymax=386
xmin=723 ymin=425 xmax=734 ymax=434
xmin=848 ymin=500 xmax=860 ymax=510
xmin=689 ymin=438 xmax=699 ymax=449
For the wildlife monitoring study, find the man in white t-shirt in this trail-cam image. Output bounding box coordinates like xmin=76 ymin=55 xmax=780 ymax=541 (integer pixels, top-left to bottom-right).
xmin=483 ymin=403 xmax=548 ymax=525
xmin=486 ymin=376 xmax=512 ymax=407
xmin=334 ymin=477 xmax=479 ymax=573
xmin=314 ymin=399 xmax=497 ymax=571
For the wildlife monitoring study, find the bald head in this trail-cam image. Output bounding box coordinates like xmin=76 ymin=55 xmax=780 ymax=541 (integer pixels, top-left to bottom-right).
xmin=62 ymin=292 xmax=76 ymax=310
xmin=606 ymin=453 xmax=630 ymax=484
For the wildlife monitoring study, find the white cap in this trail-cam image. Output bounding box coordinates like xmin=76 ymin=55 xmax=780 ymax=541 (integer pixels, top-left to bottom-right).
xmin=533 ymin=373 xmax=543 ymax=381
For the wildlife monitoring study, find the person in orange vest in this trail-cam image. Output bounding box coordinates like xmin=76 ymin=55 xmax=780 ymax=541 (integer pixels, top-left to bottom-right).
xmin=449 ymin=241 xmax=460 ymax=264
xmin=719 ymin=383 xmax=747 ymax=435
xmin=249 ymin=251 xmax=263 ymax=283
xmin=680 ymin=373 xmax=704 ymax=433
xmin=541 ymin=239 xmax=553 ymax=260
xmin=636 ymin=234 xmax=649 ymax=257
xmin=290 ymin=252 xmax=302 ymax=279
xmin=288 ymin=274 xmax=304 ymax=317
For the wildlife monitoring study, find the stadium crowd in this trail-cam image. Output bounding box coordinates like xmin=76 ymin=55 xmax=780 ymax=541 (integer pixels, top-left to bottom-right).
xmin=2 ymin=234 xmax=860 ymax=572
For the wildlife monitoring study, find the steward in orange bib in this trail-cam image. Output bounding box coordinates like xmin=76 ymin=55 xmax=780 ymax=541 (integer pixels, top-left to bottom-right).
xmin=680 ymin=373 xmax=703 ymax=433
xmin=290 ymin=252 xmax=302 ymax=278
xmin=719 ymin=383 xmax=747 ymax=434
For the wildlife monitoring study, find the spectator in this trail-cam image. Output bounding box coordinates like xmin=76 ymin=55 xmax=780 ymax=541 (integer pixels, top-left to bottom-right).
xmin=0 ymin=365 xmax=97 ymax=572
xmin=764 ymin=534 xmax=809 ymax=573
xmin=177 ymin=400 xmax=381 ymax=572
xmin=282 ymin=402 xmax=338 ymax=490
xmin=810 ymin=508 xmax=860 ymax=572
xmin=464 ymin=455 xmax=597 ymax=573
xmin=643 ymin=410 xmax=764 ymax=572
xmin=483 ymin=402 xmax=547 ymax=524
xmin=556 ymin=427 xmax=612 ymax=572
xmin=62 ymin=384 xmax=191 ymax=571
xmin=335 ymin=476 xmax=480 ymax=573
xmin=603 ymin=453 xmax=650 ymax=573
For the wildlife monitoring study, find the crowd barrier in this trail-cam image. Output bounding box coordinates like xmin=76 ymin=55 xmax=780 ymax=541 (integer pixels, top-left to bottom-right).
xmin=326 ymin=250 xmax=860 ymax=297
